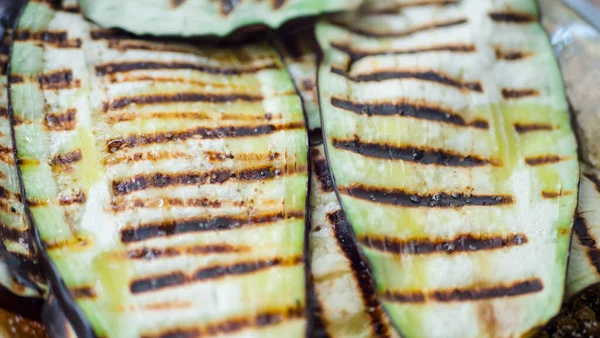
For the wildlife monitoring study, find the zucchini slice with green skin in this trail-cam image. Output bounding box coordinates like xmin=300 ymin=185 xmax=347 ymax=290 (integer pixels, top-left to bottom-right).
xmin=317 ymin=1 xmax=579 ymax=337
xmin=11 ymin=2 xmax=309 ymax=337
xmin=79 ymin=0 xmax=362 ymax=37
xmin=0 ymin=0 xmax=46 ymax=298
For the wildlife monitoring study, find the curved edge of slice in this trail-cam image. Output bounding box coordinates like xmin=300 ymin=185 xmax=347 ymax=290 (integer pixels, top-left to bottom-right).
xmin=42 ymin=288 xmax=78 ymax=338
xmin=79 ymin=0 xmax=363 ymax=38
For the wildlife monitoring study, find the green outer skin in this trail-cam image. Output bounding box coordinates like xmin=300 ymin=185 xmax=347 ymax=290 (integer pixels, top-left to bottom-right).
xmin=317 ymin=1 xmax=578 ymax=337
xmin=11 ymin=2 xmax=309 ymax=337
xmin=79 ymin=0 xmax=362 ymax=37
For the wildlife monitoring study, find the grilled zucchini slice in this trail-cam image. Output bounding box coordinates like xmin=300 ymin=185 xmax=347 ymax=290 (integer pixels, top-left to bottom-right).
xmin=79 ymin=0 xmax=362 ymax=37
xmin=317 ymin=1 xmax=579 ymax=337
xmin=0 ymin=0 xmax=45 ymax=298
xmin=11 ymin=2 xmax=308 ymax=337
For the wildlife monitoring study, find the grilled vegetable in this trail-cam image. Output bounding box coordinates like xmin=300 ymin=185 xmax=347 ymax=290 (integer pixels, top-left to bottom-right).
xmin=277 ymin=30 xmax=399 ymax=337
xmin=0 ymin=0 xmax=45 ymax=298
xmin=308 ymin=145 xmax=399 ymax=338
xmin=11 ymin=2 xmax=308 ymax=337
xmin=79 ymin=0 xmax=362 ymax=37
xmin=317 ymin=1 xmax=579 ymax=337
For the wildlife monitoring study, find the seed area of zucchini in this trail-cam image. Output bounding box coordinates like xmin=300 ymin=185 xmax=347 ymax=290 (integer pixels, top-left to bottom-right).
xmin=317 ymin=1 xmax=578 ymax=337
xmin=79 ymin=0 xmax=362 ymax=37
xmin=11 ymin=2 xmax=308 ymax=337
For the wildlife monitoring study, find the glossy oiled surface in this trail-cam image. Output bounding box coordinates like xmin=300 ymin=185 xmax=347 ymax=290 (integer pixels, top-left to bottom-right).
xmin=11 ymin=2 xmax=308 ymax=337
xmin=317 ymin=0 xmax=578 ymax=337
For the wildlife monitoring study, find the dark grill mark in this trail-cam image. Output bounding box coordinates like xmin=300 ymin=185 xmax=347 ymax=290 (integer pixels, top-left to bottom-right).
xmin=573 ymin=215 xmax=600 ymax=275
xmin=310 ymin=149 xmax=333 ymax=193
xmin=59 ymin=191 xmax=86 ymax=206
xmin=541 ymin=191 xmax=573 ymax=199
xmin=169 ymin=0 xmax=186 ymax=8
xmin=525 ymin=155 xmax=568 ymax=166
xmin=69 ymin=287 xmax=96 ymax=299
xmin=50 ymin=149 xmax=82 ymax=166
xmin=489 ymin=12 xmax=536 ymax=23
xmin=334 ymin=18 xmax=468 ymax=38
xmin=332 ymin=67 xmax=483 ymax=92
xmin=584 ymin=173 xmax=600 ymax=193
xmin=44 ymin=108 xmax=77 ymax=131
xmin=331 ymin=97 xmax=488 ymax=129
xmin=38 ymin=70 xmax=80 ymax=90
xmin=333 ymin=137 xmax=495 ymax=167
xmin=309 ymin=128 xmax=324 ymax=145
xmin=112 ymin=165 xmax=287 ymax=196
xmin=514 ymin=123 xmax=553 ymax=133
xmin=9 ymin=75 xmax=23 ymax=84
xmin=127 ymin=244 xmax=246 ymax=260
xmin=141 ymin=305 xmax=305 ymax=338
xmin=495 ymin=49 xmax=531 ymax=60
xmin=13 ymin=30 xmax=81 ymax=48
xmin=95 ymin=61 xmax=278 ymax=77
xmin=331 ymin=42 xmax=476 ymax=63
xmin=121 ymin=212 xmax=302 ymax=243
xmin=219 ymin=0 xmax=241 ymax=15
xmin=502 ymin=88 xmax=539 ymax=99
xmin=327 ymin=210 xmax=393 ymax=337
xmin=105 ymin=122 xmax=304 ymax=152
xmin=340 ymin=185 xmax=514 ymax=208
xmin=383 ymin=278 xmax=543 ymax=303
xmin=111 ymin=196 xmax=231 ymax=212
xmin=130 ymin=256 xmax=302 ymax=293
xmin=0 ymin=224 xmax=30 ymax=244
xmin=0 ymin=107 xmax=7 ymax=118
xmin=358 ymin=233 xmax=528 ymax=255
xmin=108 ymin=92 xmax=263 ymax=111
xmin=26 ymin=199 xmax=48 ymax=208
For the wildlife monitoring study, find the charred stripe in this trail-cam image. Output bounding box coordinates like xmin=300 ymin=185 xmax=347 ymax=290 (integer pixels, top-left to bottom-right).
xmin=44 ymin=108 xmax=77 ymax=131
xmin=383 ymin=278 xmax=544 ymax=303
xmin=108 ymin=92 xmax=263 ymax=110
xmin=111 ymin=165 xmax=289 ymax=196
xmin=130 ymin=256 xmax=302 ymax=293
xmin=489 ymin=12 xmax=536 ymax=23
xmin=13 ymin=30 xmax=81 ymax=48
xmin=127 ymin=244 xmax=247 ymax=260
xmin=333 ymin=137 xmax=496 ymax=167
xmin=333 ymin=18 xmax=468 ymax=38
xmin=141 ymin=305 xmax=305 ymax=338
xmin=541 ymin=190 xmax=574 ymax=199
xmin=502 ymin=88 xmax=539 ymax=99
xmin=339 ymin=185 xmax=514 ymax=208
xmin=331 ymin=42 xmax=476 ymax=63
xmin=95 ymin=61 xmax=278 ymax=77
xmin=525 ymin=155 xmax=569 ymax=166
xmin=327 ymin=210 xmax=393 ymax=337
xmin=0 ymin=224 xmax=30 ymax=243
xmin=169 ymin=0 xmax=186 ymax=8
xmin=495 ymin=48 xmax=532 ymax=60
xmin=573 ymin=215 xmax=600 ymax=275
xmin=514 ymin=123 xmax=553 ymax=133
xmin=121 ymin=211 xmax=303 ymax=243
xmin=310 ymin=148 xmax=333 ymax=193
xmin=358 ymin=233 xmax=528 ymax=255
xmin=332 ymin=67 xmax=483 ymax=92
xmin=330 ymin=97 xmax=488 ymax=129
xmin=59 ymin=191 xmax=86 ymax=206
xmin=106 ymin=121 xmax=304 ymax=152
xmin=38 ymin=70 xmax=80 ymax=90
xmin=50 ymin=149 xmax=82 ymax=166
xmin=69 ymin=287 xmax=96 ymax=299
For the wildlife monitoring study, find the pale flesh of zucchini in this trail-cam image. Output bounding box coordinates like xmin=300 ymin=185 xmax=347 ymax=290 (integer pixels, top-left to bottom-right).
xmin=317 ymin=1 xmax=579 ymax=337
xmin=11 ymin=2 xmax=308 ymax=337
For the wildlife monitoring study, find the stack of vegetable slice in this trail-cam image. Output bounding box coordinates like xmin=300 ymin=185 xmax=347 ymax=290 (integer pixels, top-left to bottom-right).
xmin=317 ymin=0 xmax=578 ymax=337
xmin=11 ymin=1 xmax=308 ymax=337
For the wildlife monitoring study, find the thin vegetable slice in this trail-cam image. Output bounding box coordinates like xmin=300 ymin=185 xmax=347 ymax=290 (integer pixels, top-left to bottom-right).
xmin=277 ymin=29 xmax=399 ymax=337
xmin=11 ymin=2 xmax=308 ymax=337
xmin=79 ymin=0 xmax=362 ymax=37
xmin=0 ymin=0 xmax=45 ymax=298
xmin=317 ymin=1 xmax=579 ymax=337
